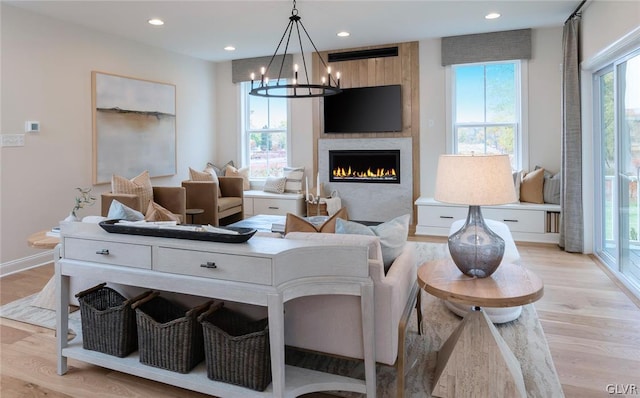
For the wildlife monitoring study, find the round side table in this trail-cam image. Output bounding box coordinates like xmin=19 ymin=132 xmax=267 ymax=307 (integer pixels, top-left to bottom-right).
xmin=418 ymin=258 xmax=544 ymax=398
xmin=186 ymin=208 xmax=204 ymax=224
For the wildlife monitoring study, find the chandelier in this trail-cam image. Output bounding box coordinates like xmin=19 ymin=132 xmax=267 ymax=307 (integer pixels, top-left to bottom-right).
xmin=249 ymin=0 xmax=341 ymax=98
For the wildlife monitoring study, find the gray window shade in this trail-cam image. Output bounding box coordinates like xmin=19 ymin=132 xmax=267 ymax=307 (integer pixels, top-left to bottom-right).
xmin=231 ymin=54 xmax=293 ymax=83
xmin=441 ymin=29 xmax=531 ymax=66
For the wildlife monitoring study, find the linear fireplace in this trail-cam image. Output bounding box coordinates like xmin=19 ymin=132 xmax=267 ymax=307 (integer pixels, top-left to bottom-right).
xmin=329 ymin=150 xmax=400 ymax=184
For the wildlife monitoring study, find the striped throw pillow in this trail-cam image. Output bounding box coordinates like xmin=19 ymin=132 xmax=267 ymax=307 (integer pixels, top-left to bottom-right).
xmin=111 ymin=171 xmax=154 ymax=214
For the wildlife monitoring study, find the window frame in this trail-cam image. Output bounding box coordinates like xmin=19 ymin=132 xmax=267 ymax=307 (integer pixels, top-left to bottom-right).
xmin=239 ymin=80 xmax=291 ymax=180
xmin=445 ymin=59 xmax=529 ymax=170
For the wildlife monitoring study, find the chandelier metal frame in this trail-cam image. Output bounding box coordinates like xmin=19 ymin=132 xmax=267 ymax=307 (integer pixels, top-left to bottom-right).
xmin=249 ymin=0 xmax=341 ymax=98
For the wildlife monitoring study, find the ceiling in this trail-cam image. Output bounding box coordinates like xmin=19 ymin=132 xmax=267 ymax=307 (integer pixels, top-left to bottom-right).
xmin=6 ymin=1 xmax=583 ymax=62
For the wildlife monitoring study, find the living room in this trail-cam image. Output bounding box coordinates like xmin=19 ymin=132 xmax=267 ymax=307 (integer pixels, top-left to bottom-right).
xmin=1 ymin=1 xmax=639 ymax=397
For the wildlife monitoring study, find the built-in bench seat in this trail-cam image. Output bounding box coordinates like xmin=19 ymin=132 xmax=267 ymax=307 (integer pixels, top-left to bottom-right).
xmin=243 ymin=190 xmax=306 ymax=217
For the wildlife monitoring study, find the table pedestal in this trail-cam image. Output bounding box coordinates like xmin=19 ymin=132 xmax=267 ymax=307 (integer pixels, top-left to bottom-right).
xmin=432 ymin=308 xmax=526 ymax=398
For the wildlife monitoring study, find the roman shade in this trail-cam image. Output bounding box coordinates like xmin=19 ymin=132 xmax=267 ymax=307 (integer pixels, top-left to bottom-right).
xmin=231 ymin=54 xmax=293 ymax=83
xmin=441 ymin=29 xmax=532 ymax=66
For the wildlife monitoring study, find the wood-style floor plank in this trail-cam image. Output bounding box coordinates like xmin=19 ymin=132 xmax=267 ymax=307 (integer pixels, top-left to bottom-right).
xmin=2 ymin=237 xmax=640 ymax=397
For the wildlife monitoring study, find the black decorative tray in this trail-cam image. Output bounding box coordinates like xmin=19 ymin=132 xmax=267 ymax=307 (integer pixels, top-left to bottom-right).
xmin=98 ymin=220 xmax=257 ymax=243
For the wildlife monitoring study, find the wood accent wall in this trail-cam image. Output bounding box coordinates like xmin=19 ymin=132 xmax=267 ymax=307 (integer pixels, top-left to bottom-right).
xmin=312 ymin=41 xmax=420 ymax=217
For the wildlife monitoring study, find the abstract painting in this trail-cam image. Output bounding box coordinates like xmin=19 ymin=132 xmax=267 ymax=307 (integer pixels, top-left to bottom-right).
xmin=92 ymin=71 xmax=176 ymax=184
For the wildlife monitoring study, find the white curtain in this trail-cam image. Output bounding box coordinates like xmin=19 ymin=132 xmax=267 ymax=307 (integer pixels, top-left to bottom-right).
xmin=559 ymin=15 xmax=584 ymax=252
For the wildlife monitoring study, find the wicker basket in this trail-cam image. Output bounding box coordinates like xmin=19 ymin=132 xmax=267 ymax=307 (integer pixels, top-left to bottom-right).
xmin=198 ymin=303 xmax=272 ymax=391
xmin=132 ymin=292 xmax=212 ymax=373
xmin=75 ymin=283 xmax=151 ymax=358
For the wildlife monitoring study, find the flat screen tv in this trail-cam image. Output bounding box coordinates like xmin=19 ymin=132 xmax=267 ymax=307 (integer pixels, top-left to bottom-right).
xmin=323 ymin=85 xmax=402 ymax=133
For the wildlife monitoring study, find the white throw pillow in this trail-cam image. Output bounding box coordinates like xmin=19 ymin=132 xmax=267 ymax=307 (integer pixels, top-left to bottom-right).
xmin=263 ymin=176 xmax=287 ymax=194
xmin=283 ymin=166 xmax=304 ymax=193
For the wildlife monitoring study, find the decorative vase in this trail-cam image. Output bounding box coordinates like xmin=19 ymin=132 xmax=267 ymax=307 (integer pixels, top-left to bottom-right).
xmin=62 ymin=212 xmax=79 ymax=223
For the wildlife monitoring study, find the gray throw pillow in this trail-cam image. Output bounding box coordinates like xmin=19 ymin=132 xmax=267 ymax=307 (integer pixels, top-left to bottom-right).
xmin=543 ymin=173 xmax=561 ymax=204
xmin=335 ymin=214 xmax=410 ymax=272
xmin=107 ymin=200 xmax=144 ymax=221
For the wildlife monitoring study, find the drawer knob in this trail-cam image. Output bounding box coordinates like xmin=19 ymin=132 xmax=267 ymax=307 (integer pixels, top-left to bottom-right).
xmin=200 ymin=262 xmax=217 ymax=269
xmin=95 ymin=249 xmax=110 ymax=255
xmin=503 ymin=219 xmax=519 ymax=223
xmin=440 ymin=216 xmax=454 ymax=219
xmin=268 ymin=206 xmax=279 ymax=209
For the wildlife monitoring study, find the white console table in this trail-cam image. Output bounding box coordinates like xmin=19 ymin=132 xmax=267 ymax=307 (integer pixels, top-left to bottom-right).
xmin=415 ymin=197 xmax=561 ymax=244
xmin=55 ymin=222 xmax=375 ymax=398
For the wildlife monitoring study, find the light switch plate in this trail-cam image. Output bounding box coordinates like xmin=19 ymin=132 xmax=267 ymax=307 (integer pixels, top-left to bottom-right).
xmin=1 ymin=134 xmax=25 ymax=147
xmin=25 ymin=121 xmax=40 ymax=132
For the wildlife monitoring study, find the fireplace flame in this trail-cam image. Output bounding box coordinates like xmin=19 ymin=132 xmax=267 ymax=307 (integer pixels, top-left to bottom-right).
xmin=332 ymin=166 xmax=397 ymax=180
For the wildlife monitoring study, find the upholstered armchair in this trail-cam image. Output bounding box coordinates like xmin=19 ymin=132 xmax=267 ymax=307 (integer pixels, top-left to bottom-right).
xmin=282 ymin=232 xmax=420 ymax=397
xmin=181 ymin=176 xmax=244 ymax=226
xmin=101 ymin=186 xmax=187 ymax=223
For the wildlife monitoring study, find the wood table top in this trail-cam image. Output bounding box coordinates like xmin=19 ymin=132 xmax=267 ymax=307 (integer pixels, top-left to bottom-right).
xmin=418 ymin=258 xmax=544 ymax=308
xmin=27 ymin=230 xmax=60 ymax=250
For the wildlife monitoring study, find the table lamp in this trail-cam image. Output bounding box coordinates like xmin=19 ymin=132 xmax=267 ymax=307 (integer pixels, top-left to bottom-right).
xmin=434 ymin=154 xmax=517 ymax=278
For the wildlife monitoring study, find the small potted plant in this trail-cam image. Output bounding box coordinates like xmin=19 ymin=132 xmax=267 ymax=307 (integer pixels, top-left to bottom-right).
xmin=63 ymin=187 xmax=96 ymax=222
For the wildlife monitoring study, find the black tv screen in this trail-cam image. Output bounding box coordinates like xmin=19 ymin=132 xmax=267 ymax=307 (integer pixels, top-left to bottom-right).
xmin=323 ymin=85 xmax=402 ymax=133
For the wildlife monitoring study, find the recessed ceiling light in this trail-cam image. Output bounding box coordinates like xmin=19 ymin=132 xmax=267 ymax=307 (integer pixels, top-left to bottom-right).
xmin=337 ymin=31 xmax=350 ymax=37
xmin=224 ymin=46 xmax=236 ymax=51
xmin=148 ymin=18 xmax=164 ymax=26
xmin=485 ymin=12 xmax=501 ymax=20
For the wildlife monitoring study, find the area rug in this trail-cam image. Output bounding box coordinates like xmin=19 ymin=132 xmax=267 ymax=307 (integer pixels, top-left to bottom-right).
xmin=0 ymin=242 xmax=563 ymax=397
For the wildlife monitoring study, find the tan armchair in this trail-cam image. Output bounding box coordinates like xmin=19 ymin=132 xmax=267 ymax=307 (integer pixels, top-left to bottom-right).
xmin=181 ymin=176 xmax=244 ymax=226
xmin=101 ymin=186 xmax=187 ymax=223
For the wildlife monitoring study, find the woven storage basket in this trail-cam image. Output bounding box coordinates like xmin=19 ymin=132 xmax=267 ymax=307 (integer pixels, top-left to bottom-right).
xmin=198 ymin=303 xmax=271 ymax=391
xmin=75 ymin=283 xmax=151 ymax=358
xmin=132 ymin=292 xmax=212 ymax=373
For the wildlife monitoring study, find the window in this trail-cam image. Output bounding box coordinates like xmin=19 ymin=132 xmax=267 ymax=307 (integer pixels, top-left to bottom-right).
xmin=594 ymin=47 xmax=640 ymax=292
xmin=450 ymin=60 xmax=524 ymax=169
xmin=240 ymin=80 xmax=289 ymax=179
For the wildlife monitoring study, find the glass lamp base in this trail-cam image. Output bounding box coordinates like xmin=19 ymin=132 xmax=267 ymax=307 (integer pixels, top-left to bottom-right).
xmin=448 ymin=206 xmax=505 ymax=278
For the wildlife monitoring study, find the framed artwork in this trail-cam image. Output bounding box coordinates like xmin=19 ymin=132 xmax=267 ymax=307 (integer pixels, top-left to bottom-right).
xmin=92 ymin=71 xmax=176 ymax=184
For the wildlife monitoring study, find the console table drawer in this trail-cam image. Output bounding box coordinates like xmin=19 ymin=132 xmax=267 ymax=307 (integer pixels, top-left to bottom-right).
xmin=483 ymin=208 xmax=544 ymax=233
xmin=64 ymin=238 xmax=152 ymax=269
xmin=419 ymin=206 xmax=469 ymax=228
xmin=155 ymin=247 xmax=272 ymax=285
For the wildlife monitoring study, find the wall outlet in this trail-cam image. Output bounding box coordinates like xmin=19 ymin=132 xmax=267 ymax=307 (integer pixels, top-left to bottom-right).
xmin=1 ymin=134 xmax=25 ymax=147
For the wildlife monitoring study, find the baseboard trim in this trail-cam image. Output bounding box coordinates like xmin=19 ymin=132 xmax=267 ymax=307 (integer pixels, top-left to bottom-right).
xmin=0 ymin=251 xmax=54 ymax=277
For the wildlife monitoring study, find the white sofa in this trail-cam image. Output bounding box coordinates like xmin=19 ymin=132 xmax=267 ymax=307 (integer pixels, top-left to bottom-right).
xmin=445 ymin=219 xmax=523 ymax=323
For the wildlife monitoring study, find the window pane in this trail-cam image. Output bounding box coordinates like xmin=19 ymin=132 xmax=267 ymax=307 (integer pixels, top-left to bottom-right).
xmin=455 ymin=65 xmax=485 ymax=123
xmin=248 ymin=95 xmax=269 ymax=129
xmin=248 ymin=132 xmax=287 ymax=178
xmin=455 ymin=126 xmax=485 ymax=154
xmin=601 ymin=70 xmax=616 ymax=258
xmin=486 ymin=63 xmax=516 ymax=123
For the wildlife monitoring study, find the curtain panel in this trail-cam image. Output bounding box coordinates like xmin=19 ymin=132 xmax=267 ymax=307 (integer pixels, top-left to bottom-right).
xmin=559 ymin=16 xmax=584 ymax=252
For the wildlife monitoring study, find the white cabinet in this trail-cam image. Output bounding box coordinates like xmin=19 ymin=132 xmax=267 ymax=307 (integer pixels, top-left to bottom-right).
xmin=243 ymin=190 xmax=306 ymax=217
xmin=55 ymin=222 xmax=375 ymax=398
xmin=415 ymin=197 xmax=561 ymax=244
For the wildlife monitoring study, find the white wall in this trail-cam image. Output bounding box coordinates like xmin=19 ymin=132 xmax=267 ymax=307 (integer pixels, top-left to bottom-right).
xmin=0 ymin=4 xmax=217 ymax=272
xmin=582 ymin=0 xmax=640 ymax=62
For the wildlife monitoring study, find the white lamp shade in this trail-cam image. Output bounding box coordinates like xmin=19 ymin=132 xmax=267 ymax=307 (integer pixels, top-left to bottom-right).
xmin=434 ymin=154 xmax=517 ymax=206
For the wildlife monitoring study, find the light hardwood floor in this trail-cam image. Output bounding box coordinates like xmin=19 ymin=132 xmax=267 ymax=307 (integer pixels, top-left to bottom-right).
xmin=2 ymin=238 xmax=639 ymax=397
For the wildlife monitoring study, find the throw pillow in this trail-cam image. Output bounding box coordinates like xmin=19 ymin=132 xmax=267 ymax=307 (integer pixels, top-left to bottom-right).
xmin=520 ymin=168 xmax=545 ymax=204
xmin=283 ymin=166 xmax=304 ymax=193
xmin=144 ymin=201 xmax=180 ymax=223
xmin=111 ymin=170 xmax=154 ymax=214
xmin=284 ymin=208 xmax=349 ymax=234
xmin=225 ymin=165 xmax=251 ymax=190
xmin=512 ymin=170 xmax=522 ymax=202
xmin=335 ymin=214 xmax=410 ymax=272
xmin=189 ymin=167 xmax=216 ymax=182
xmin=263 ymin=176 xmax=287 ymax=194
xmin=543 ymin=172 xmax=561 ymax=204
xmin=207 ymin=160 xmax=235 ymax=177
xmin=107 ymin=200 xmax=144 ymax=221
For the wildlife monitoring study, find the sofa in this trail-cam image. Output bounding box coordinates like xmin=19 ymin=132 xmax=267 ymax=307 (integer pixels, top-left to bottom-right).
xmin=281 ymin=231 xmax=419 ymax=385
